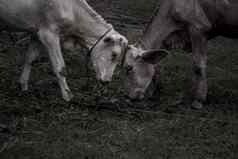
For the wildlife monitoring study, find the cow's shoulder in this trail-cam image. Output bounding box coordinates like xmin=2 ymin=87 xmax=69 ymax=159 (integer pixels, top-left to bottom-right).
xmin=171 ymin=0 xmax=212 ymax=32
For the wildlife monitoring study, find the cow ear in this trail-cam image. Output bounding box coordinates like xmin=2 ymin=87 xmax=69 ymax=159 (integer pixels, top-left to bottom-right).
xmin=141 ymin=49 xmax=168 ymax=64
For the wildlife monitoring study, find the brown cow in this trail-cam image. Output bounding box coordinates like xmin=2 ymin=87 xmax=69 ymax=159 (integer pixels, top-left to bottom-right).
xmin=124 ymin=0 xmax=238 ymax=108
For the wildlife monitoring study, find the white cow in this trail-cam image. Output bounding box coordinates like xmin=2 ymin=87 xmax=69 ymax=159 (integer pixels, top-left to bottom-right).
xmin=0 ymin=0 xmax=128 ymax=101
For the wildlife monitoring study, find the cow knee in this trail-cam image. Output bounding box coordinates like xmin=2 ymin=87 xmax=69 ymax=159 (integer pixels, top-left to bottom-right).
xmin=53 ymin=65 xmax=67 ymax=78
xmin=60 ymin=66 xmax=67 ymax=77
xmin=25 ymin=59 xmax=36 ymax=67
xmin=193 ymin=62 xmax=206 ymax=77
xmin=193 ymin=65 xmax=202 ymax=76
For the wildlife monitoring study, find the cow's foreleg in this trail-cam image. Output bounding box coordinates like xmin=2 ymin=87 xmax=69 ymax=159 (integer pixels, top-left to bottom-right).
xmin=38 ymin=28 xmax=73 ymax=101
xmin=190 ymin=27 xmax=208 ymax=109
xmin=19 ymin=42 xmax=40 ymax=91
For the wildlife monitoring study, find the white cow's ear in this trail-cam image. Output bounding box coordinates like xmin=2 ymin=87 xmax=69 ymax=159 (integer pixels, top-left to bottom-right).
xmin=141 ymin=49 xmax=168 ymax=64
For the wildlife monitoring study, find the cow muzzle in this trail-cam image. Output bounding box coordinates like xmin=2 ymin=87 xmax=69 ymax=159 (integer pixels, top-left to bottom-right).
xmin=128 ymin=89 xmax=145 ymax=100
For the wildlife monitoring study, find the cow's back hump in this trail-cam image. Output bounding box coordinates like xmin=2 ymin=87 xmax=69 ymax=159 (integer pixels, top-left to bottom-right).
xmin=0 ymin=0 xmax=51 ymax=32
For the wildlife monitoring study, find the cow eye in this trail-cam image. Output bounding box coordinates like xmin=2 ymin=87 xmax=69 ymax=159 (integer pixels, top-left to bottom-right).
xmin=104 ymin=37 xmax=114 ymax=43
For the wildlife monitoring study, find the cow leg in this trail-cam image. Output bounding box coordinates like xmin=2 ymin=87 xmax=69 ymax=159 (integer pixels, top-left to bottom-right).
xmin=190 ymin=27 xmax=208 ymax=109
xmin=19 ymin=42 xmax=40 ymax=91
xmin=37 ymin=28 xmax=73 ymax=101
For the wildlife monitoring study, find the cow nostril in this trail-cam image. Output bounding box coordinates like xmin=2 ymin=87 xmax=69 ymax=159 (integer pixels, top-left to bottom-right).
xmin=111 ymin=52 xmax=118 ymax=61
xmin=139 ymin=94 xmax=145 ymax=100
xmin=135 ymin=91 xmax=145 ymax=100
xmin=128 ymin=90 xmax=145 ymax=101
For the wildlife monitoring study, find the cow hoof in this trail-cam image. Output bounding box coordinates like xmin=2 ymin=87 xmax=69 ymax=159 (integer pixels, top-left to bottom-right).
xmin=63 ymin=90 xmax=74 ymax=102
xmin=21 ymin=84 xmax=28 ymax=92
xmin=192 ymin=100 xmax=203 ymax=109
xmin=19 ymin=82 xmax=28 ymax=92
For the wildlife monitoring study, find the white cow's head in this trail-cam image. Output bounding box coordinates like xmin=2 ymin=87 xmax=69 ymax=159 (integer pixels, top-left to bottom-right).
xmin=90 ymin=30 xmax=128 ymax=83
xmin=123 ymin=45 xmax=168 ymax=99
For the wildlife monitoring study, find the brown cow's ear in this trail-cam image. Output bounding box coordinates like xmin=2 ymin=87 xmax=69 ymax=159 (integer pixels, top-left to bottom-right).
xmin=141 ymin=49 xmax=168 ymax=64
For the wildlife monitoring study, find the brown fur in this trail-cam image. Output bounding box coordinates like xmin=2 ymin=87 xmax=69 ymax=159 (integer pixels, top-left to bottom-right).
xmin=125 ymin=0 xmax=238 ymax=108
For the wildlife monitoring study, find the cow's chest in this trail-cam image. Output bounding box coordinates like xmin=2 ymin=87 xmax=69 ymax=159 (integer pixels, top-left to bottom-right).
xmin=213 ymin=24 xmax=238 ymax=38
xmin=211 ymin=4 xmax=238 ymax=38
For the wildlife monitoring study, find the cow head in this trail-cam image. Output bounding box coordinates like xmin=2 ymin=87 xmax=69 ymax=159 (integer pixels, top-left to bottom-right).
xmin=90 ymin=30 xmax=128 ymax=83
xmin=123 ymin=45 xmax=168 ymax=100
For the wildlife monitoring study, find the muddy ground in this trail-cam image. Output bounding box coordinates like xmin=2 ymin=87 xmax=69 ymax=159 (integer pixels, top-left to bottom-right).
xmin=0 ymin=0 xmax=238 ymax=158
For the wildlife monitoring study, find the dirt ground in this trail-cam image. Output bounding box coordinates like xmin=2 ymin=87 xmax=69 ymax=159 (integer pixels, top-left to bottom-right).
xmin=0 ymin=0 xmax=238 ymax=158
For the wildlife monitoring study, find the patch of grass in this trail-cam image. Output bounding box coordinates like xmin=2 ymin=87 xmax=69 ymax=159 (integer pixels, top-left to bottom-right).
xmin=1 ymin=1 xmax=238 ymax=159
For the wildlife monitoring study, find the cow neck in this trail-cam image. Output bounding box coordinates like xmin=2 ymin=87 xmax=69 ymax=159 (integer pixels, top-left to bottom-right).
xmin=74 ymin=0 xmax=113 ymax=50
xmin=135 ymin=39 xmax=152 ymax=51
xmin=88 ymin=28 xmax=113 ymax=56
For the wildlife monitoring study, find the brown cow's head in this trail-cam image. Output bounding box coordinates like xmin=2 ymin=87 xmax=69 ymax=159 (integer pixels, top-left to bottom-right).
xmin=124 ymin=45 xmax=168 ymax=99
xmin=123 ymin=30 xmax=192 ymax=100
xmin=123 ymin=21 xmax=193 ymax=100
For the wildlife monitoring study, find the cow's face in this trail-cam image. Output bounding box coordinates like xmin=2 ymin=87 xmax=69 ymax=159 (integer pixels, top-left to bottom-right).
xmin=124 ymin=45 xmax=168 ymax=99
xmin=91 ymin=32 xmax=128 ymax=82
